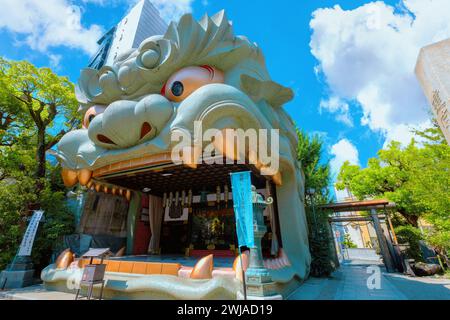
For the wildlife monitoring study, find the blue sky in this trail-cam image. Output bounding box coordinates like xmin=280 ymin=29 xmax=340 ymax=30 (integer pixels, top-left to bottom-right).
xmin=1 ymin=0 xmax=449 ymax=187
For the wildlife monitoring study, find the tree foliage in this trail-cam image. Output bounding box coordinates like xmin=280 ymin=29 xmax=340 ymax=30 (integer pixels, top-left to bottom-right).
xmin=297 ymin=129 xmax=331 ymax=205
xmin=395 ymin=225 xmax=423 ymax=262
xmin=336 ymin=122 xmax=450 ymax=253
xmin=297 ymin=129 xmax=336 ymax=277
xmin=0 ymin=58 xmax=77 ymax=270
xmin=0 ymin=58 xmax=79 ymax=187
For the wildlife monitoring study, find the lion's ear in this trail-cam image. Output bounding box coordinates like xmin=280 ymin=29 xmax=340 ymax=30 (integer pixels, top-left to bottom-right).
xmin=240 ymin=74 xmax=294 ymax=108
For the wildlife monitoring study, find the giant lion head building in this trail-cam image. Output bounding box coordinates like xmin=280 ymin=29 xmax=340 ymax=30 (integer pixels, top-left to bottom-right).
xmin=42 ymin=11 xmax=311 ymax=299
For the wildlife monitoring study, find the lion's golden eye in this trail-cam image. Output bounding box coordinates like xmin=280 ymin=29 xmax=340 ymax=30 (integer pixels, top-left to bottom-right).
xmin=162 ymin=66 xmax=224 ymax=102
xmin=83 ymin=105 xmax=106 ymax=129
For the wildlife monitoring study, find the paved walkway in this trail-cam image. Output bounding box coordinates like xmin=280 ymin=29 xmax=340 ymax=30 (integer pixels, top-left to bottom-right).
xmin=289 ymin=260 xmax=450 ymax=300
xmin=0 ymin=285 xmax=77 ymax=300
xmin=2 ymin=261 xmax=449 ymax=300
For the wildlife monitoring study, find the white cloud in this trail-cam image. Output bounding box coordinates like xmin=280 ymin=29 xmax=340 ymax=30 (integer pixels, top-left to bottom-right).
xmin=146 ymin=0 xmax=193 ymax=23
xmin=48 ymin=54 xmax=62 ymax=70
xmin=329 ymin=139 xmax=360 ymax=177
xmin=310 ymin=0 xmax=450 ymax=144
xmin=120 ymin=0 xmax=193 ymax=24
xmin=0 ymin=0 xmax=103 ymax=55
xmin=319 ymin=96 xmax=353 ymax=126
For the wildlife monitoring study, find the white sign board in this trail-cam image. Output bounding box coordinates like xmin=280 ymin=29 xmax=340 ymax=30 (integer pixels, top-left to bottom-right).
xmin=18 ymin=210 xmax=44 ymax=256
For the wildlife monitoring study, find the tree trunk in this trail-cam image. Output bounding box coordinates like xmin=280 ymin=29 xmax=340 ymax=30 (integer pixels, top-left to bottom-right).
xmin=405 ymin=215 xmax=419 ymax=227
xmin=398 ymin=208 xmax=419 ymax=227
xmin=35 ymin=127 xmax=46 ymax=194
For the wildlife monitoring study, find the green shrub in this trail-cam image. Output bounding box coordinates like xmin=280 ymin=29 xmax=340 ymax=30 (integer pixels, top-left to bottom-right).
xmin=0 ymin=176 xmax=74 ymax=271
xmin=306 ymin=207 xmax=336 ymax=277
xmin=395 ymin=225 xmax=423 ymax=262
xmin=343 ymin=234 xmax=357 ymax=249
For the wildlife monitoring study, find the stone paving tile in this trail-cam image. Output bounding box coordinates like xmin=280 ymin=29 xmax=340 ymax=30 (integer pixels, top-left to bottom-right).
xmin=289 ymin=262 xmax=449 ymax=300
xmin=0 ymin=284 xmax=76 ymax=300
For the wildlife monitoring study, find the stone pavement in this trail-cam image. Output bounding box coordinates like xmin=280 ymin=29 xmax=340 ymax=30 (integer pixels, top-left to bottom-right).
xmin=0 ymin=285 xmax=77 ymax=300
xmin=1 ymin=261 xmax=449 ymax=300
xmin=288 ymin=260 xmax=450 ymax=300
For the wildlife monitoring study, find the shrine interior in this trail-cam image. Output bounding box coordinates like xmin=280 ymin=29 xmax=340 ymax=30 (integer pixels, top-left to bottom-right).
xmin=76 ymin=160 xmax=283 ymax=266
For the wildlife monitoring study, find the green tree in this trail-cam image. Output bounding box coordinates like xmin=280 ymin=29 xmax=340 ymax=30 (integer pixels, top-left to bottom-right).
xmin=297 ymin=130 xmax=336 ymax=277
xmin=0 ymin=58 xmax=79 ymax=192
xmin=342 ymin=233 xmax=357 ymax=249
xmin=336 ymin=122 xmax=449 ymax=254
xmin=296 ymin=129 xmax=331 ymax=205
xmin=0 ymin=58 xmax=77 ymax=270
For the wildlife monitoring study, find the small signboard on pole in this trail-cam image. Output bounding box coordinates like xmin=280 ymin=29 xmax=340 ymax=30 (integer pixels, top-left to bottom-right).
xmin=18 ymin=210 xmax=44 ymax=256
xmin=230 ymin=171 xmax=254 ymax=300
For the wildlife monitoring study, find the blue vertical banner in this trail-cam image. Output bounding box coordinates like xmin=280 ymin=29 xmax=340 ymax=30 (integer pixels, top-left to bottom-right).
xmin=230 ymin=171 xmax=254 ymax=248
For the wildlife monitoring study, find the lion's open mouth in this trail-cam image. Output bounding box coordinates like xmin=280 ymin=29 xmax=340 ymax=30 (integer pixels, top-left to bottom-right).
xmin=67 ymin=151 xmax=290 ymax=270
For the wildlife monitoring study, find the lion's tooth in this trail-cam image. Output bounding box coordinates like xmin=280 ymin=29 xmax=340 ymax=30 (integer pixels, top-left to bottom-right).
xmin=86 ymin=180 xmax=94 ymax=189
xmin=61 ymin=168 xmax=78 ymax=187
xmin=271 ymin=171 xmax=283 ymax=186
xmin=77 ymin=169 xmax=92 ymax=186
xmin=213 ymin=129 xmax=240 ymax=161
xmin=183 ymin=145 xmax=202 ymax=169
xmin=259 ymin=165 xmax=282 ymax=186
xmin=247 ymin=150 xmax=259 ymax=167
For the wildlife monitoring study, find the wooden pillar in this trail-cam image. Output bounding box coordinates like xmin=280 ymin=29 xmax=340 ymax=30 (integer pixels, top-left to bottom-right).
xmin=370 ymin=209 xmax=395 ymax=272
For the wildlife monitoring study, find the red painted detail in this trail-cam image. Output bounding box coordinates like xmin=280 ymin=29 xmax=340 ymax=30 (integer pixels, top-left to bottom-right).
xmin=200 ymin=65 xmax=215 ymax=79
xmin=140 ymin=122 xmax=152 ymax=139
xmin=160 ymin=82 xmax=167 ymax=96
xmin=133 ymin=194 xmax=151 ymax=255
xmin=97 ymin=134 xmax=116 ymax=145
xmin=141 ymin=195 xmax=149 ymax=208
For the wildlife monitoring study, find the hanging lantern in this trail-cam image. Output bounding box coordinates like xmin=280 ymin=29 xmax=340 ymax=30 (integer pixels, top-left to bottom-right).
xmin=95 ymin=183 xmax=102 ymax=192
xmin=111 ymin=187 xmax=117 ymax=196
xmin=103 ymin=185 xmax=109 ymax=194
xmin=86 ymin=180 xmax=94 ymax=189
xmin=125 ymin=190 xmax=131 ymax=201
xmin=77 ymin=169 xmax=92 ymax=186
xmin=61 ymin=168 xmax=78 ymax=187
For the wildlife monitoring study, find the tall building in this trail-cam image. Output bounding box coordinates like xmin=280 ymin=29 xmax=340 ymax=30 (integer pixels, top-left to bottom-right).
xmin=416 ymin=38 xmax=450 ymax=144
xmin=88 ymin=0 xmax=167 ymax=69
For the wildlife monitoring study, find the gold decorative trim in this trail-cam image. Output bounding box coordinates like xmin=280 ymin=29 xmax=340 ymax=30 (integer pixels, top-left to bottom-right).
xmin=93 ymin=152 xmax=173 ymax=178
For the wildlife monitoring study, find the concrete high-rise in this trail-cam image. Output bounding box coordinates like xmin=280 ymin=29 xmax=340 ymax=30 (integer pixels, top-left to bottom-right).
xmin=88 ymin=0 xmax=167 ymax=69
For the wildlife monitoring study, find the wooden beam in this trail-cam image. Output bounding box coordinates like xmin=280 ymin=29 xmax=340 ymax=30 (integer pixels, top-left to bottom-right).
xmin=330 ymin=216 xmax=384 ymax=223
xmin=319 ymin=199 xmax=395 ymax=212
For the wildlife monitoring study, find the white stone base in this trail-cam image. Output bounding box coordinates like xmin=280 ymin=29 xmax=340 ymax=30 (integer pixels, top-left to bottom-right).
xmin=237 ymin=291 xmax=283 ymax=300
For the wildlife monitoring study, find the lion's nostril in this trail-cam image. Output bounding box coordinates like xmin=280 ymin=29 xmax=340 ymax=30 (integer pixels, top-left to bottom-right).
xmin=97 ymin=134 xmax=116 ymax=145
xmin=140 ymin=122 xmax=152 ymax=139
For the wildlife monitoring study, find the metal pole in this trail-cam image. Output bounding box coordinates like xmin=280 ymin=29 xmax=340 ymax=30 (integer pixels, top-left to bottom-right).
xmin=238 ymin=245 xmax=247 ymax=300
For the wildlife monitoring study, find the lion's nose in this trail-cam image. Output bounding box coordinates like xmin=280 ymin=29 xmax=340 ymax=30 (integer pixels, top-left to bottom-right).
xmin=88 ymin=95 xmax=173 ymax=149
